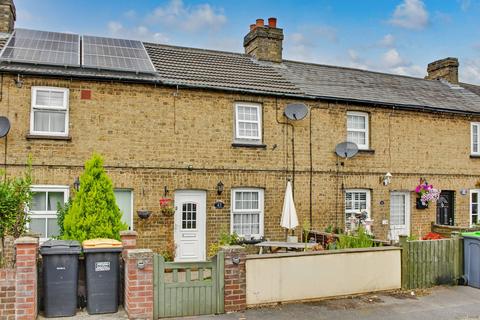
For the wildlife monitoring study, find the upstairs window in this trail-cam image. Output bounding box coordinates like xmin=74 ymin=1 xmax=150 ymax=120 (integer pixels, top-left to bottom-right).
xmin=471 ymin=123 xmax=480 ymax=155
xmin=31 ymin=87 xmax=69 ymax=136
xmin=234 ymin=102 xmax=262 ymax=143
xmin=347 ymin=111 xmax=369 ymax=150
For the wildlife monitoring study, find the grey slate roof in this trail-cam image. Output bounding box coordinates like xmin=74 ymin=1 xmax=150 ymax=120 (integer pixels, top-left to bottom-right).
xmin=0 ymin=31 xmax=480 ymax=114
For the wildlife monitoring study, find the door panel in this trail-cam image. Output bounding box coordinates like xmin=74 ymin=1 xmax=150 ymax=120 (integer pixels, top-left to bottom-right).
xmin=436 ymin=191 xmax=454 ymax=226
xmin=389 ymin=192 xmax=410 ymax=241
xmin=174 ymin=190 xmax=206 ymax=262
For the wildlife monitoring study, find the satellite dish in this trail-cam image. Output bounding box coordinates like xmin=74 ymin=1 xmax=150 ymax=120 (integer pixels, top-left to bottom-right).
xmin=284 ymin=103 xmax=308 ymax=120
xmin=0 ymin=117 xmax=10 ymax=138
xmin=335 ymin=141 xmax=359 ymax=158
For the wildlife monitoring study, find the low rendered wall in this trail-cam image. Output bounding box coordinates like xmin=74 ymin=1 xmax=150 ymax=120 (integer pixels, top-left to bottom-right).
xmin=246 ymin=247 xmax=401 ymax=306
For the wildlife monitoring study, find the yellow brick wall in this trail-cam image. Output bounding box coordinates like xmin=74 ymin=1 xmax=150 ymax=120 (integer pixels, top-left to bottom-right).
xmin=1 ymin=74 xmax=479 ymax=253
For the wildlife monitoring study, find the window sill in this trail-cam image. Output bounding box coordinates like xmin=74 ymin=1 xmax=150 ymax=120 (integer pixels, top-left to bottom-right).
xmin=470 ymin=154 xmax=480 ymax=158
xmin=358 ymin=149 xmax=375 ymax=154
xmin=232 ymin=143 xmax=267 ymax=149
xmin=26 ymin=134 xmax=72 ymax=141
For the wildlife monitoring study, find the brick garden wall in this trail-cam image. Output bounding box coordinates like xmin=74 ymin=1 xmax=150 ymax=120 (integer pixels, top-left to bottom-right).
xmin=0 ymin=268 xmax=16 ymax=319
xmin=1 ymin=74 xmax=479 ymax=254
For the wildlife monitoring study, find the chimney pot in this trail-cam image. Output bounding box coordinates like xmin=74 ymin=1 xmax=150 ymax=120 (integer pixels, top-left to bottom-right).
xmin=268 ymin=17 xmax=277 ymax=28
xmin=256 ymin=19 xmax=264 ymax=27
xmin=250 ymin=24 xmax=256 ymax=31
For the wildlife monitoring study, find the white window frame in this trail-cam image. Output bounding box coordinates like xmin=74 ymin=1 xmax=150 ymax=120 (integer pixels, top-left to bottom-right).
xmin=230 ymin=188 xmax=264 ymax=239
xmin=234 ymin=102 xmax=262 ymax=142
xmin=29 ymin=185 xmax=70 ymax=241
xmin=470 ymin=189 xmax=480 ymax=227
xmin=30 ymin=86 xmax=69 ymax=136
xmin=347 ymin=111 xmax=369 ymax=150
xmin=344 ymin=189 xmax=371 ymax=221
xmin=471 ymin=123 xmax=480 ymax=155
xmin=114 ymin=188 xmax=134 ymax=230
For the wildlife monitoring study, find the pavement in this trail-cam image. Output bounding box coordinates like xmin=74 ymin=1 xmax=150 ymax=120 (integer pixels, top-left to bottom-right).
xmin=185 ymin=286 xmax=480 ymax=320
xmin=37 ymin=286 xmax=480 ymax=320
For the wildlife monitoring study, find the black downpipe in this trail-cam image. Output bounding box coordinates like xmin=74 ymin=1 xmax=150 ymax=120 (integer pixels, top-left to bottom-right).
xmin=275 ymin=98 xmax=295 ymax=195
xmin=309 ymin=107 xmax=313 ymax=227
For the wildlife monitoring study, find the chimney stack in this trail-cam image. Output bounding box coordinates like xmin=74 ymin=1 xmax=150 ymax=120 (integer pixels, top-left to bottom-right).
xmin=0 ymin=0 xmax=15 ymax=34
xmin=425 ymin=57 xmax=459 ymax=84
xmin=243 ymin=17 xmax=284 ymax=63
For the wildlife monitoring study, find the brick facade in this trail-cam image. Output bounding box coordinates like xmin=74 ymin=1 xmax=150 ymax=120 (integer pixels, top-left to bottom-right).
xmin=1 ymin=74 xmax=480 ymax=254
xmin=0 ymin=268 xmax=16 ymax=319
xmin=222 ymin=246 xmax=246 ymax=312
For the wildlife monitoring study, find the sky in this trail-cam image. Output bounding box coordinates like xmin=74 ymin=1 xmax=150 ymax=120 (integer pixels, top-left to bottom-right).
xmin=13 ymin=0 xmax=480 ymax=84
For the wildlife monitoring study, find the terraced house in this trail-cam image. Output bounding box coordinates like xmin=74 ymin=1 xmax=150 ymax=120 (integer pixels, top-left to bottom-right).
xmin=1 ymin=0 xmax=480 ymax=261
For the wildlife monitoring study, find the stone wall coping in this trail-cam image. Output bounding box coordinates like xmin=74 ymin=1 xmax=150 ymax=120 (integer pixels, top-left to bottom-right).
xmin=246 ymin=246 xmax=401 ymax=260
xmin=220 ymin=245 xmax=246 ymax=252
xmin=14 ymin=236 xmax=39 ymax=245
xmin=125 ymin=248 xmax=153 ymax=259
xmin=120 ymin=230 xmax=138 ymax=237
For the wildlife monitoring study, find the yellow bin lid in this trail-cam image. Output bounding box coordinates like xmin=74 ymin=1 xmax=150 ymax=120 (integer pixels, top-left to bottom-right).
xmin=82 ymin=238 xmax=122 ymax=249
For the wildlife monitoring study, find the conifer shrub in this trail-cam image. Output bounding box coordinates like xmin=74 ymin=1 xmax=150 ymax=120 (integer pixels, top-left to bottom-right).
xmin=63 ymin=154 xmax=127 ymax=242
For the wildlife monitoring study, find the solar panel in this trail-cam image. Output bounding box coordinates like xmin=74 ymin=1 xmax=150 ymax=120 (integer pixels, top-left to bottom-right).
xmin=0 ymin=28 xmax=80 ymax=67
xmin=82 ymin=35 xmax=156 ymax=74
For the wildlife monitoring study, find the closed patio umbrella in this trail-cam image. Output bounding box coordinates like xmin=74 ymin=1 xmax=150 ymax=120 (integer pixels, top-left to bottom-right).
xmin=280 ymin=180 xmax=299 ymax=240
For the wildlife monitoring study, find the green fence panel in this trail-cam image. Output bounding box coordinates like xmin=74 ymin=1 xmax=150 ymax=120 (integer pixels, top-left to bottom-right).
xmin=153 ymin=254 xmax=225 ymax=318
xmin=399 ymin=235 xmax=463 ymax=290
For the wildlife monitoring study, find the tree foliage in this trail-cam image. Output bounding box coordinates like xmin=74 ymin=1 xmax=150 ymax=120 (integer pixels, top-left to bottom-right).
xmin=63 ymin=154 xmax=127 ymax=242
xmin=0 ymin=165 xmax=33 ymax=240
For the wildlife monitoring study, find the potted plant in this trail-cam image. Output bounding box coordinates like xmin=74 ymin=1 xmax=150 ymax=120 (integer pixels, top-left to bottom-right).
xmin=415 ymin=179 xmax=441 ymax=209
xmin=137 ymin=210 xmax=151 ymax=219
xmin=159 ymin=198 xmax=175 ymax=216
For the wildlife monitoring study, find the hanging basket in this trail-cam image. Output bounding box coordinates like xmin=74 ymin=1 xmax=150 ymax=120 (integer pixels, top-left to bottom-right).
xmin=161 ymin=207 xmax=175 ymax=217
xmin=416 ymin=198 xmax=428 ymax=210
xmin=137 ymin=210 xmax=152 ymax=219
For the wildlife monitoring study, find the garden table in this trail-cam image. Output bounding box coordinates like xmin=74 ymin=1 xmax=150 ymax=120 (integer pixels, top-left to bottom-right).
xmin=255 ymin=241 xmax=317 ymax=254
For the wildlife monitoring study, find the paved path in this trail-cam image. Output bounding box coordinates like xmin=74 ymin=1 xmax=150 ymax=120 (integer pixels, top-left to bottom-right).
xmin=185 ymin=286 xmax=480 ymax=320
xmin=37 ymin=286 xmax=480 ymax=319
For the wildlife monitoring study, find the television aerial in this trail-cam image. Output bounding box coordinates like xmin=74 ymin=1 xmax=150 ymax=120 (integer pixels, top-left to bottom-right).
xmin=335 ymin=141 xmax=359 ymax=159
xmin=284 ymin=103 xmax=308 ymax=120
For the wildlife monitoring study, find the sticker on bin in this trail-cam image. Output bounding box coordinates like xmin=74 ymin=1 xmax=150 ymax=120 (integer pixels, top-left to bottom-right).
xmin=56 ymin=266 xmax=66 ymax=270
xmin=95 ymin=261 xmax=111 ymax=272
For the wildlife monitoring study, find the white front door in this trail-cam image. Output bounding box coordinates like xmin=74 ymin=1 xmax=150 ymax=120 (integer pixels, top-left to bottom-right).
xmin=174 ymin=190 xmax=206 ymax=262
xmin=389 ymin=191 xmax=411 ymax=241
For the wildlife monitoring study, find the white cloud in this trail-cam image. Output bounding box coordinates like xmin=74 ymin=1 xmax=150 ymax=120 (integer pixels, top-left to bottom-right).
xmin=124 ymin=10 xmax=137 ymax=19
xmin=147 ymin=0 xmax=226 ymax=32
xmin=107 ymin=21 xmax=169 ymax=43
xmin=382 ymin=48 xmax=405 ymax=68
xmin=379 ymin=34 xmax=395 ymax=47
xmin=462 ymin=59 xmax=480 ymax=85
xmin=389 ymin=0 xmax=429 ymax=30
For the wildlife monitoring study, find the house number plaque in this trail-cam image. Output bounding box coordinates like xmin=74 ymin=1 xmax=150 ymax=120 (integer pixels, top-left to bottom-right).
xmin=214 ymin=200 xmax=225 ymax=209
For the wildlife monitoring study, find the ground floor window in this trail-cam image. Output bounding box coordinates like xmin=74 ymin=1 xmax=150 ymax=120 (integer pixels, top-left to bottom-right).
xmin=30 ymin=185 xmax=69 ymax=240
xmin=471 ymin=190 xmax=480 ymax=226
xmin=114 ymin=189 xmax=133 ymax=230
xmin=345 ymin=189 xmax=371 ymax=228
xmin=231 ymin=188 xmax=264 ymax=239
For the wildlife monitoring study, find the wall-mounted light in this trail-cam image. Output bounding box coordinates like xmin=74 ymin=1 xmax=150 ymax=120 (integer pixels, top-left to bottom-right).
xmin=73 ymin=176 xmax=80 ymax=191
xmin=382 ymin=172 xmax=392 ymax=186
xmin=14 ymin=74 xmax=23 ymax=88
xmin=216 ymin=181 xmax=224 ymax=195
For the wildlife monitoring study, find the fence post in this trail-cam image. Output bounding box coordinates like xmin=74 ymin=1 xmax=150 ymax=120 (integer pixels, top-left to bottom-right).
xmin=451 ymin=231 xmax=463 ymax=282
xmin=221 ymin=246 xmax=246 ymax=312
xmin=399 ymin=235 xmax=409 ymax=289
xmin=124 ymin=249 xmax=154 ymax=320
xmin=14 ymin=237 xmax=39 ymax=320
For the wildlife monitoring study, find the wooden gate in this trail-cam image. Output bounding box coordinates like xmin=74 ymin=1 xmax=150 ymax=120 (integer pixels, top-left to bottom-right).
xmin=153 ymin=252 xmax=224 ymax=318
xmin=399 ymin=236 xmax=463 ymax=289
